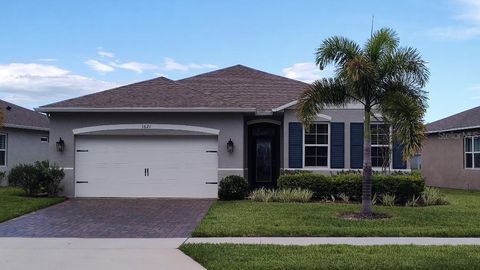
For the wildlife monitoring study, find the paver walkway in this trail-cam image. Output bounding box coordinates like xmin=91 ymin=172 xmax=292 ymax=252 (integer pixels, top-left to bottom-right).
xmin=0 ymin=198 xmax=214 ymax=238
xmin=186 ymin=237 xmax=480 ymax=245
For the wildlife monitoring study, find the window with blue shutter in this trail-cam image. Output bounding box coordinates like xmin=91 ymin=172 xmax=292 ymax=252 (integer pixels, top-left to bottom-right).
xmin=288 ymin=122 xmax=303 ymax=168
xmin=350 ymin=123 xmax=364 ymax=169
xmin=392 ymin=141 xmax=407 ymax=169
xmin=330 ymin=122 xmax=344 ymax=168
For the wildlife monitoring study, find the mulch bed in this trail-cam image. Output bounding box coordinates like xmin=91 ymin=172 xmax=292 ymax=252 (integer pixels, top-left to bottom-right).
xmin=338 ymin=212 xmax=392 ymax=220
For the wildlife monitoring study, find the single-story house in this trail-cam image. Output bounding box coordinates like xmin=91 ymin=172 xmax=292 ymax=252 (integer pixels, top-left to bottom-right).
xmin=422 ymin=106 xmax=480 ymax=189
xmin=0 ymin=99 xmax=49 ymax=184
xmin=37 ymin=65 xmax=409 ymax=198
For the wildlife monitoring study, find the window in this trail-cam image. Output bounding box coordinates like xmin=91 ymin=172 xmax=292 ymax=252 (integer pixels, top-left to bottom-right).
xmin=0 ymin=134 xmax=6 ymax=166
xmin=40 ymin=137 xmax=49 ymax=143
xmin=304 ymin=123 xmax=329 ymax=167
xmin=371 ymin=123 xmax=390 ymax=167
xmin=465 ymin=136 xmax=480 ymax=169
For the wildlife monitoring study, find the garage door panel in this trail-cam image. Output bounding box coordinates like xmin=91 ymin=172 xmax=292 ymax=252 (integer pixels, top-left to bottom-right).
xmin=75 ymin=135 xmax=218 ymax=198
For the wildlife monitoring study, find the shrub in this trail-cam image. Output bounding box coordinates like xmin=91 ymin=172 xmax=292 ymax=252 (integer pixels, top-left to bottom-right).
xmin=8 ymin=164 xmax=39 ymax=196
xmin=381 ymin=193 xmax=396 ymax=206
xmin=34 ymin=161 xmax=65 ymax=196
xmin=249 ymin=188 xmax=313 ymax=203
xmin=372 ymin=193 xmax=379 ymax=205
xmin=278 ymin=172 xmax=425 ymax=204
xmin=422 ymin=187 xmax=449 ymax=206
xmin=338 ymin=193 xmax=350 ymax=203
xmin=7 ymin=161 xmax=64 ymax=197
xmin=0 ymin=171 xmax=5 ymax=185
xmin=218 ymin=175 xmax=249 ymax=200
xmin=405 ymin=194 xmax=421 ymax=207
xmin=249 ymin=188 xmax=273 ymax=202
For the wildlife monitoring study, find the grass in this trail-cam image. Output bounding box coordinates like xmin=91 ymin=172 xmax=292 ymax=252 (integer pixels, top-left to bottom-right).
xmin=0 ymin=187 xmax=66 ymax=223
xmin=180 ymin=244 xmax=480 ymax=270
xmin=193 ymin=189 xmax=480 ymax=237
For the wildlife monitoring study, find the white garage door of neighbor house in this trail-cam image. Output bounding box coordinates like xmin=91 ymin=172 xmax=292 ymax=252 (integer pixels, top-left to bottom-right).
xmin=75 ymin=135 xmax=218 ymax=198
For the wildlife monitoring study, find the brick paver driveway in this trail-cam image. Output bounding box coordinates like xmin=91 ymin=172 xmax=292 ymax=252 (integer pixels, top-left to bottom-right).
xmin=0 ymin=198 xmax=214 ymax=238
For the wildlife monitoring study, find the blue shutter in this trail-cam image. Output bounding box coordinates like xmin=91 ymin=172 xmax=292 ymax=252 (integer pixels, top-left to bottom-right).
xmin=289 ymin=122 xmax=303 ymax=168
xmin=330 ymin=122 xmax=345 ymax=168
xmin=350 ymin=123 xmax=364 ymax=169
xmin=392 ymin=141 xmax=407 ymax=169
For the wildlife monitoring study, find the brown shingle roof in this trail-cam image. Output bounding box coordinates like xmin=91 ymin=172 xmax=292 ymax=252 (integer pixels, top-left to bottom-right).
xmin=42 ymin=77 xmax=238 ymax=109
xmin=178 ymin=65 xmax=309 ymax=112
xmin=427 ymin=106 xmax=480 ymax=133
xmin=40 ymin=65 xmax=309 ymax=112
xmin=0 ymin=99 xmax=49 ymax=129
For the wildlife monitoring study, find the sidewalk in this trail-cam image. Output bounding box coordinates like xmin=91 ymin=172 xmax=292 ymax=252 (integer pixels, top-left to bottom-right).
xmin=0 ymin=238 xmax=205 ymax=270
xmin=186 ymin=237 xmax=480 ymax=246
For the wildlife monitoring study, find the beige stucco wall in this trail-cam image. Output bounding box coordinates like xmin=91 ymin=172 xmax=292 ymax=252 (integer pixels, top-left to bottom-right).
xmin=422 ymin=130 xmax=480 ymax=190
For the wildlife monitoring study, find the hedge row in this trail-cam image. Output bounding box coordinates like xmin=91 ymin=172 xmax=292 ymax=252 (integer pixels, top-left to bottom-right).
xmin=278 ymin=172 xmax=425 ymax=203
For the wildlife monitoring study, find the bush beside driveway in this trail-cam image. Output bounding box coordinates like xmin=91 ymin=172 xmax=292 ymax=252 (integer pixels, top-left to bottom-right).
xmin=193 ymin=189 xmax=480 ymax=237
xmin=0 ymin=187 xmax=65 ymax=223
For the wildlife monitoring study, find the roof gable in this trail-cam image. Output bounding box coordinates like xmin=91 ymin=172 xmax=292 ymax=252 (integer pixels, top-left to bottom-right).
xmin=177 ymin=65 xmax=309 ymax=112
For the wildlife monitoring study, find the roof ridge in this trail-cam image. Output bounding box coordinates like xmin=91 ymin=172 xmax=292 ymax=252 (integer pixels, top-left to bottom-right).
xmin=178 ymin=64 xmax=310 ymax=86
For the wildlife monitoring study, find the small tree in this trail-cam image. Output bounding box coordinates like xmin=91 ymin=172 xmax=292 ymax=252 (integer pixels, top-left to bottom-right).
xmin=297 ymin=28 xmax=429 ymax=217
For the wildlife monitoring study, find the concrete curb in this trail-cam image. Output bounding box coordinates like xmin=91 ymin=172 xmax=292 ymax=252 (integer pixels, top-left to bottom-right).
xmin=185 ymin=237 xmax=480 ymax=246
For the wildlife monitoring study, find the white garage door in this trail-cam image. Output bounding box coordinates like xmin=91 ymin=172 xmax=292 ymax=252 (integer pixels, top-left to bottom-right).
xmin=75 ymin=135 xmax=218 ymax=198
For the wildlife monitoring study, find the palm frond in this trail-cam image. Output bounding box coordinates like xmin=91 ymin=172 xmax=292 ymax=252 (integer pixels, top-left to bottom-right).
xmin=379 ymin=92 xmax=426 ymax=160
xmin=380 ymin=47 xmax=430 ymax=88
xmin=315 ymin=37 xmax=362 ymax=69
xmin=365 ymin=28 xmax=399 ymax=63
xmin=297 ymin=78 xmax=350 ymax=128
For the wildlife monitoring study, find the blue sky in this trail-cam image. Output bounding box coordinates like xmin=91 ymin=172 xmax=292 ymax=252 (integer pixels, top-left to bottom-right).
xmin=0 ymin=0 xmax=479 ymax=122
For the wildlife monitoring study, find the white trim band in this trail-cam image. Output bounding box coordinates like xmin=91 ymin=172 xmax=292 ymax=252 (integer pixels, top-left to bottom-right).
xmin=73 ymin=124 xmax=220 ymax=135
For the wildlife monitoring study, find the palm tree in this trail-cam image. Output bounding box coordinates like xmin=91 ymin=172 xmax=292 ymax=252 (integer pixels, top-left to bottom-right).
xmin=297 ymin=28 xmax=429 ymax=217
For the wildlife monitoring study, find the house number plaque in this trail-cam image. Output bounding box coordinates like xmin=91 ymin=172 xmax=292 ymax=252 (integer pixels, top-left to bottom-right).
xmin=141 ymin=124 xmax=152 ymax=129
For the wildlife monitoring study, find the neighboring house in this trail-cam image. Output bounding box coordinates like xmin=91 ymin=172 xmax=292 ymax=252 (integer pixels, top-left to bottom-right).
xmin=37 ymin=65 xmax=409 ymax=198
xmin=0 ymin=99 xmax=50 ymax=183
xmin=423 ymin=106 xmax=480 ymax=190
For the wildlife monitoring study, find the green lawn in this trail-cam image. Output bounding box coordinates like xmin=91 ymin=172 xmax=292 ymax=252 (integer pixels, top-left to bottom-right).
xmin=181 ymin=244 xmax=480 ymax=270
xmin=0 ymin=187 xmax=66 ymax=223
xmin=193 ymin=189 xmax=480 ymax=237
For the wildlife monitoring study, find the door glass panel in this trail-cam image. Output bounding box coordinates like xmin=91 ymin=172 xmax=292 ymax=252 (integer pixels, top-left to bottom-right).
xmin=256 ymin=138 xmax=272 ymax=183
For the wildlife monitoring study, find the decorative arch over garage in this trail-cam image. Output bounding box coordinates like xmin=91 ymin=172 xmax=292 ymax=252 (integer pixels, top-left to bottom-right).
xmin=72 ymin=124 xmax=220 ymax=136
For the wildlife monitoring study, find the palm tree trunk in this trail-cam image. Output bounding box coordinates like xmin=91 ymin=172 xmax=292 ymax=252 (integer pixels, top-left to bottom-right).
xmin=362 ymin=109 xmax=373 ymax=216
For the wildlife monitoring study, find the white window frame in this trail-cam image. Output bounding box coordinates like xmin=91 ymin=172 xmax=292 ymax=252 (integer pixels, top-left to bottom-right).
xmin=303 ymin=122 xmax=330 ymax=168
xmin=0 ymin=133 xmax=7 ymax=167
xmin=371 ymin=123 xmax=392 ymax=169
xmin=465 ymin=135 xmax=480 ymax=170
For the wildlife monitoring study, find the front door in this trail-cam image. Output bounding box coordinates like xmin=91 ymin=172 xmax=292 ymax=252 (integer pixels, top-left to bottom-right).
xmin=248 ymin=123 xmax=280 ymax=188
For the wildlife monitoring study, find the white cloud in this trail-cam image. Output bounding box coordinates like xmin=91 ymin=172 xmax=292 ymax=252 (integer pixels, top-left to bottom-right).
xmin=162 ymin=57 xmax=218 ymax=72
xmin=0 ymin=63 xmax=117 ymax=108
xmin=432 ymin=0 xmax=480 ymax=39
xmin=110 ymin=61 xmax=158 ymax=73
xmin=282 ymin=62 xmax=334 ymax=83
xmin=85 ymin=59 xmax=114 ymax=73
xmin=98 ymin=50 xmax=115 ymax=58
